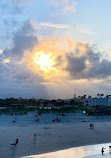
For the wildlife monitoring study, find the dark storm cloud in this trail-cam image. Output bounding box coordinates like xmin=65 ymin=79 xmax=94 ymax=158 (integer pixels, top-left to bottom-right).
xmin=4 ymin=20 xmax=37 ymax=59
xmin=0 ymin=60 xmax=48 ymax=98
xmin=0 ymin=62 xmax=13 ymax=83
xmin=66 ymin=55 xmax=86 ymax=72
xmin=13 ymin=63 xmax=45 ymax=83
xmin=65 ymin=42 xmax=111 ymax=80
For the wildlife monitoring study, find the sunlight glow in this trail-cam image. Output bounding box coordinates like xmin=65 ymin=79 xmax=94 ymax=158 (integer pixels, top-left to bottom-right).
xmin=34 ymin=51 xmax=55 ymax=73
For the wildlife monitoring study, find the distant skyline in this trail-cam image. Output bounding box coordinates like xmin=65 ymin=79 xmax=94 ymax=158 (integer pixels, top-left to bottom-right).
xmin=0 ymin=0 xmax=111 ymax=99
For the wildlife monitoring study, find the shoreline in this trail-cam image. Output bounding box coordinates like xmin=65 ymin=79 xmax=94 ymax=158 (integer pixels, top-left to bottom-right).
xmin=23 ymin=143 xmax=111 ymax=158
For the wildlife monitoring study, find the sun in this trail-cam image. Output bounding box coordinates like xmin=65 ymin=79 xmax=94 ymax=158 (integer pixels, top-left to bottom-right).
xmin=34 ymin=51 xmax=55 ymax=73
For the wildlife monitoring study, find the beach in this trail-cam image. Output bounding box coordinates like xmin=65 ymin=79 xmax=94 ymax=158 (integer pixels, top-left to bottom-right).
xmin=1 ymin=111 xmax=111 ymax=158
xmin=23 ymin=143 xmax=111 ymax=158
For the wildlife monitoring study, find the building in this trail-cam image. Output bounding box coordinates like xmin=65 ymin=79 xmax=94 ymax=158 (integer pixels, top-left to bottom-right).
xmin=83 ymin=97 xmax=111 ymax=107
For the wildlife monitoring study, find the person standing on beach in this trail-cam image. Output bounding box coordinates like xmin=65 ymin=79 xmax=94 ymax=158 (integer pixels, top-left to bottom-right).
xmin=15 ymin=138 xmax=18 ymax=145
xmin=90 ymin=123 xmax=94 ymax=129
xmin=34 ymin=133 xmax=36 ymax=141
xmin=101 ymin=147 xmax=104 ymax=154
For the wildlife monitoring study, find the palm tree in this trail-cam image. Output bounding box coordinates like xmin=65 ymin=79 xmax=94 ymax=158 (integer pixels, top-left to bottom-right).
xmin=101 ymin=94 xmax=104 ymax=98
xmin=78 ymin=96 xmax=82 ymax=99
xmin=83 ymin=95 xmax=86 ymax=99
xmin=106 ymin=95 xmax=109 ymax=98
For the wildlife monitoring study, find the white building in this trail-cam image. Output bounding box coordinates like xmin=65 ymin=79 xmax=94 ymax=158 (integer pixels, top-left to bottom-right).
xmin=83 ymin=97 xmax=111 ymax=107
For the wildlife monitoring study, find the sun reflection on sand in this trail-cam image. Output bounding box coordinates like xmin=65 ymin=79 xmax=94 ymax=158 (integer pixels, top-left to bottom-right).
xmin=22 ymin=143 xmax=111 ymax=158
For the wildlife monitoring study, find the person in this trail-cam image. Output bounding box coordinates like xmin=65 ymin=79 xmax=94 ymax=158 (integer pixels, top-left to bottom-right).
xmin=92 ymin=123 xmax=94 ymax=128
xmin=38 ymin=112 xmax=41 ymax=115
xmin=34 ymin=133 xmax=36 ymax=141
xmin=101 ymin=147 xmax=104 ymax=154
xmin=90 ymin=123 xmax=94 ymax=129
xmin=12 ymin=119 xmax=16 ymax=123
xmin=35 ymin=114 xmax=39 ymax=121
xmin=11 ymin=138 xmax=18 ymax=146
xmin=15 ymin=138 xmax=18 ymax=145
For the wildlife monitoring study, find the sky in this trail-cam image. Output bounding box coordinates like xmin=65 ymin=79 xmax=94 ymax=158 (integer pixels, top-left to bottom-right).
xmin=0 ymin=0 xmax=111 ymax=99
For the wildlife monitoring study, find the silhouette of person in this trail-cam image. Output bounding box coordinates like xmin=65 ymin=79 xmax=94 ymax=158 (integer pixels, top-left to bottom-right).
xmin=15 ymin=138 xmax=18 ymax=145
xmin=34 ymin=133 xmax=36 ymax=141
xmin=11 ymin=138 xmax=18 ymax=146
xmin=101 ymin=147 xmax=104 ymax=154
xmin=90 ymin=123 xmax=92 ymax=128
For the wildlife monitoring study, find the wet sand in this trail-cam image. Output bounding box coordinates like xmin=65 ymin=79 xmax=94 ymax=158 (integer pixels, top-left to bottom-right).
xmin=23 ymin=143 xmax=111 ymax=158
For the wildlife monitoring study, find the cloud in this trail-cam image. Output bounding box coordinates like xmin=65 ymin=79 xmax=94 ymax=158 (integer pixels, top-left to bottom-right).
xmin=3 ymin=20 xmax=37 ymax=59
xmin=0 ymin=56 xmax=48 ymax=98
xmin=22 ymin=37 xmax=70 ymax=81
xmin=49 ymin=0 xmax=77 ymax=14
xmin=65 ymin=41 xmax=111 ymax=80
xmin=19 ymin=37 xmax=109 ymax=82
xmin=0 ymin=0 xmax=30 ymax=50
xmin=13 ymin=63 xmax=44 ymax=83
xmin=0 ymin=50 xmax=3 ymax=54
xmin=1 ymin=18 xmax=111 ymax=98
xmin=76 ymin=25 xmax=94 ymax=35
xmin=12 ymin=0 xmax=31 ymax=8
xmin=5 ymin=27 xmax=110 ymax=83
xmin=40 ymin=22 xmax=72 ymax=29
xmin=0 ymin=0 xmax=21 ymax=14
xmin=28 ymin=20 xmax=73 ymax=31
xmin=0 ymin=19 xmax=51 ymax=98
xmin=21 ymin=36 xmax=111 ymax=82
xmin=3 ymin=58 xmax=11 ymax=64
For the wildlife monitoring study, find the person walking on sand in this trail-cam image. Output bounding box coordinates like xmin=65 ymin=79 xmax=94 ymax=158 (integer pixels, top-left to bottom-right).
xmin=101 ymin=147 xmax=104 ymax=154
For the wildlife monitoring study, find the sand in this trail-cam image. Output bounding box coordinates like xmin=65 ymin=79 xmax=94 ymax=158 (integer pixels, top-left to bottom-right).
xmin=23 ymin=143 xmax=111 ymax=158
xmin=0 ymin=112 xmax=111 ymax=158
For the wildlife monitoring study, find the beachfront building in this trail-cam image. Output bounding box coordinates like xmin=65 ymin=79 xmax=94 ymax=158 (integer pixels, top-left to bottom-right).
xmin=83 ymin=97 xmax=111 ymax=107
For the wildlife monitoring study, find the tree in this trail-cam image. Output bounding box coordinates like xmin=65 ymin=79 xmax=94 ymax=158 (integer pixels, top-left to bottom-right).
xmin=78 ymin=96 xmax=82 ymax=99
xmin=97 ymin=94 xmax=100 ymax=98
xmin=106 ymin=95 xmax=109 ymax=98
xmin=101 ymin=94 xmax=104 ymax=98
xmin=82 ymin=95 xmax=86 ymax=99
